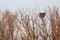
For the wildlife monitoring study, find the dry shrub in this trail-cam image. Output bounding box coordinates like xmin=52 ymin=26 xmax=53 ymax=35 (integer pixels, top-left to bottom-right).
xmin=0 ymin=7 xmax=60 ymax=40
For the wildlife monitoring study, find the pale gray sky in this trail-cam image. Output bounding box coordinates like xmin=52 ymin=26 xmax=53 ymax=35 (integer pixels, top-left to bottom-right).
xmin=0 ymin=0 xmax=60 ymax=12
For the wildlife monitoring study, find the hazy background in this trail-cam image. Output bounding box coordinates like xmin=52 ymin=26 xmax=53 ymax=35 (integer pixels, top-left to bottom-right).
xmin=0 ymin=0 xmax=60 ymax=12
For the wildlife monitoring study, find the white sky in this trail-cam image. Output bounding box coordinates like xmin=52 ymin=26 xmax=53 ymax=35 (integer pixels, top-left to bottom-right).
xmin=0 ymin=0 xmax=60 ymax=12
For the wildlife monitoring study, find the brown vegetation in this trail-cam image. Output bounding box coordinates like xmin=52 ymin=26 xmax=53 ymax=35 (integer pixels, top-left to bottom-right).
xmin=0 ymin=7 xmax=60 ymax=40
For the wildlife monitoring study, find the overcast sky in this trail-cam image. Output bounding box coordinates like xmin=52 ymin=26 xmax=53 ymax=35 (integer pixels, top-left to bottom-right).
xmin=0 ymin=0 xmax=60 ymax=12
